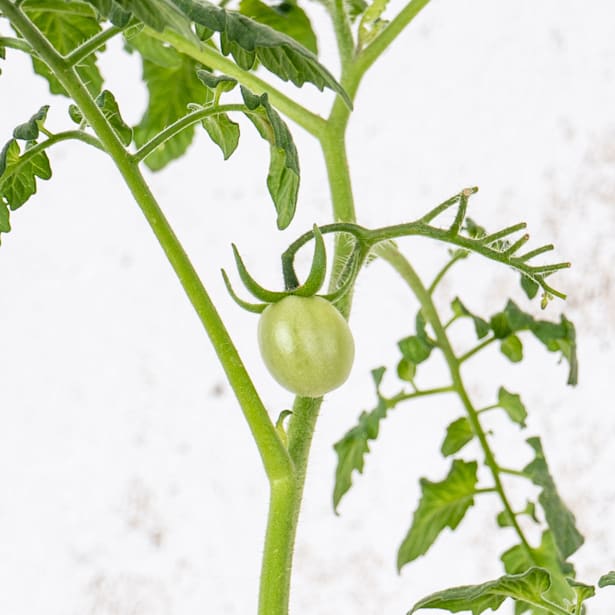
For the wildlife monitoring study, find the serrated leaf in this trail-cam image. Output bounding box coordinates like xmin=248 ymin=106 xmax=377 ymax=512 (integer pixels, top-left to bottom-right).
xmin=134 ymin=45 xmax=205 ymax=170
xmin=0 ymin=139 xmax=52 ymax=210
xmin=567 ymin=579 xmax=595 ymax=603
xmin=239 ymin=0 xmax=318 ymax=54
xmin=333 ymin=397 xmax=387 ymax=511
xmin=410 ymin=568 xmax=553 ymax=615
xmin=170 ymin=0 xmax=350 ymax=105
xmin=523 ymin=437 xmax=584 ymax=560
xmin=21 ymin=0 xmax=103 ymax=96
xmin=398 ymin=459 xmax=478 ymax=569
xmin=451 ymin=297 xmax=490 ymax=339
xmin=13 ymin=106 xmax=50 ymax=141
xmin=502 ymin=531 xmax=575 ymax=606
xmin=240 ymin=86 xmax=299 ymax=229
xmin=521 ymin=274 xmax=539 ymax=299
xmin=598 ymin=572 xmax=615 ymax=588
xmin=501 ymin=334 xmax=523 ymax=362
xmin=398 ymin=335 xmax=432 ymax=364
xmin=201 ymin=112 xmax=240 ymax=160
xmin=498 ymin=387 xmax=527 ymax=427
xmin=441 ymin=417 xmax=474 ymax=456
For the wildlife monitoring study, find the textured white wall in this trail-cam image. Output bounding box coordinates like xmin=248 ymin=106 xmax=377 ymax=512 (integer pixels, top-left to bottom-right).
xmin=1 ymin=2 xmax=614 ymax=614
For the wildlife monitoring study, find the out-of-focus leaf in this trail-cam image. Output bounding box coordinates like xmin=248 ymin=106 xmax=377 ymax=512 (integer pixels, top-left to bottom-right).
xmin=497 ymin=387 xmax=527 ymax=427
xmin=398 ymin=459 xmax=478 ymax=569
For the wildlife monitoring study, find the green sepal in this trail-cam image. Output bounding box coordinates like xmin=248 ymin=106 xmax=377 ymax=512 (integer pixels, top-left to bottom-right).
xmin=232 ymin=243 xmax=287 ymax=303
xmin=221 ymin=269 xmax=268 ymax=314
xmin=13 ymin=106 xmax=50 ymax=141
xmin=290 ymin=225 xmax=327 ymax=296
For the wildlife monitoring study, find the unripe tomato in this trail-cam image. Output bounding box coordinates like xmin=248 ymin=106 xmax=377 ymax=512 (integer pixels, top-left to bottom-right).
xmin=257 ymin=295 xmax=355 ymax=398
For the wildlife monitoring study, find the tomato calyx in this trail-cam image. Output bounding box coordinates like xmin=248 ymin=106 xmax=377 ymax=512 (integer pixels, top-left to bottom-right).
xmin=221 ymin=223 xmax=362 ymax=314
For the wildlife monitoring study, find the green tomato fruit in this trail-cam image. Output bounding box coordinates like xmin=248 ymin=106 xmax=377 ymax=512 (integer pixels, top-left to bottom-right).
xmin=257 ymin=295 xmax=355 ymax=398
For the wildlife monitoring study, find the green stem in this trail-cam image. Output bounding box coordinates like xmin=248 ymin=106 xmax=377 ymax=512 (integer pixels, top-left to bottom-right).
xmin=428 ymin=252 xmax=466 ymax=294
xmin=459 ymin=336 xmax=497 ymax=363
xmin=0 ymin=0 xmax=292 ymax=484
xmin=385 ymin=385 xmax=454 ymax=407
xmin=0 ymin=35 xmax=34 ymax=54
xmin=0 ymin=130 xmax=104 ymax=193
xmin=64 ymin=25 xmax=124 ymax=66
xmin=132 ymin=103 xmax=245 ymax=163
xmin=330 ymin=0 xmax=355 ymax=67
xmin=376 ymin=242 xmax=535 ymax=560
xmin=147 ymin=27 xmax=327 ymax=139
xmin=259 ymin=396 xmax=321 ymax=615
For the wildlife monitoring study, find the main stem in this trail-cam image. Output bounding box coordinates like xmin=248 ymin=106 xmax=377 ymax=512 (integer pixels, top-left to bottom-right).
xmin=0 ymin=2 xmax=291 ymax=483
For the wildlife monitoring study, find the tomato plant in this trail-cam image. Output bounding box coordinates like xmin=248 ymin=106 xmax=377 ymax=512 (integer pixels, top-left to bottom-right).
xmin=1 ymin=1 xmax=614 ymax=614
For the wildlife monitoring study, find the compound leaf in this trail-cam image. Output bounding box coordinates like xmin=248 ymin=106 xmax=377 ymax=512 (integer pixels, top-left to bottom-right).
xmin=397 ymin=459 xmax=478 ymax=570
xmin=410 ymin=568 xmax=553 ymax=615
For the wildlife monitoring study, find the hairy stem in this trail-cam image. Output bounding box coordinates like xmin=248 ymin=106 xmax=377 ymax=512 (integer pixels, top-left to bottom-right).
xmin=132 ymin=103 xmax=245 ymax=163
xmin=0 ymin=0 xmax=292 ymax=484
xmin=64 ymin=25 xmax=124 ymax=66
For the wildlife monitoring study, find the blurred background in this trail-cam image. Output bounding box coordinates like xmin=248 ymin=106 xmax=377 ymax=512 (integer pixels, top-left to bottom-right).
xmin=1 ymin=1 xmax=614 ymax=613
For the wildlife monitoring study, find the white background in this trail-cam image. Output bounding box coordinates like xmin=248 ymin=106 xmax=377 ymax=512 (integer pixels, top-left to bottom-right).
xmin=1 ymin=2 xmax=615 ymax=614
